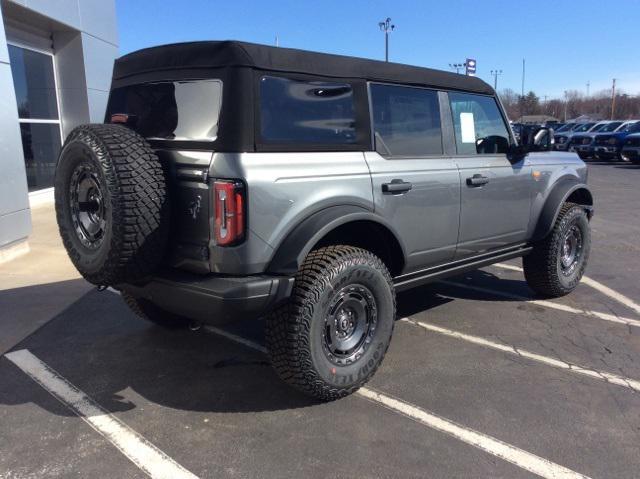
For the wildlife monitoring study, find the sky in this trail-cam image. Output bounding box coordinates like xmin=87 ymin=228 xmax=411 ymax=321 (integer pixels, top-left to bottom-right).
xmin=115 ymin=0 xmax=640 ymax=99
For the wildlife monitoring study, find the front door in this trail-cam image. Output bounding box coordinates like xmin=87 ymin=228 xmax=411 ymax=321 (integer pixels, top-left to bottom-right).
xmin=447 ymin=91 xmax=532 ymax=258
xmin=365 ymin=83 xmax=460 ymax=273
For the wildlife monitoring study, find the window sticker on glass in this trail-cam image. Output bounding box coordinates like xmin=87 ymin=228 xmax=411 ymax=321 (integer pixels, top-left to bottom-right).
xmin=460 ymin=112 xmax=476 ymax=143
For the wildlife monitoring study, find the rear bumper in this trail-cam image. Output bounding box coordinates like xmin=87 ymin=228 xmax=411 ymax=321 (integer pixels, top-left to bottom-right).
xmin=119 ymin=270 xmax=295 ymax=325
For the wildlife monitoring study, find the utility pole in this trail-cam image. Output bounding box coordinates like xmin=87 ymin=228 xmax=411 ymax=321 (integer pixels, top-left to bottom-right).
xmin=586 ymin=81 xmax=590 ymax=97
xmin=275 ymin=35 xmax=279 ymax=47
xmin=564 ymin=90 xmax=568 ymax=122
xmin=378 ymin=17 xmax=395 ymax=62
xmin=611 ymin=78 xmax=617 ymax=120
xmin=490 ymin=69 xmax=503 ymax=90
xmin=521 ymin=59 xmax=525 ymax=98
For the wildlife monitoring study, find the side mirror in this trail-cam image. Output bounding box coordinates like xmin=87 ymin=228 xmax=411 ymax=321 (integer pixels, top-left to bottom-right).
xmin=508 ymin=143 xmax=529 ymax=160
xmin=519 ymin=125 xmax=553 ymax=152
xmin=532 ymin=127 xmax=553 ymax=151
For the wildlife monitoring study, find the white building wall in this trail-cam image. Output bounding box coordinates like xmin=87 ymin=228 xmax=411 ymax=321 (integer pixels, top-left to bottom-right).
xmin=0 ymin=5 xmax=30 ymax=248
xmin=0 ymin=0 xmax=118 ymax=250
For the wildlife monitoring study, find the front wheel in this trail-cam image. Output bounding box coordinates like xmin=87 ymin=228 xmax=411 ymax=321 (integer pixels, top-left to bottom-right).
xmin=266 ymin=246 xmax=396 ymax=401
xmin=523 ymin=203 xmax=591 ymax=298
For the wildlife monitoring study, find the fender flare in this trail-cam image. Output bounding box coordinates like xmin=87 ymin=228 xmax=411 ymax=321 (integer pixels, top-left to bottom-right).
xmin=266 ymin=205 xmax=406 ymax=275
xmin=532 ymin=178 xmax=593 ymax=242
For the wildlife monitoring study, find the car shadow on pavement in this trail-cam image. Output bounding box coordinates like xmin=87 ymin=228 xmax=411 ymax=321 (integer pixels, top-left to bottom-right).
xmin=0 ymin=288 xmax=321 ymax=416
xmin=1 ymin=269 xmax=535 ymax=417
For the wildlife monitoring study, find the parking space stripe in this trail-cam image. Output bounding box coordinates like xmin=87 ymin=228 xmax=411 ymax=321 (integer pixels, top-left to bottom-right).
xmin=401 ymin=318 xmax=640 ymax=393
xmin=439 ymin=280 xmax=640 ymax=329
xmin=357 ymin=388 xmax=590 ymax=479
xmin=4 ymin=349 xmax=199 ymax=479
xmin=202 ymin=327 xmax=590 ymax=479
xmin=493 ymin=262 xmax=640 ymax=317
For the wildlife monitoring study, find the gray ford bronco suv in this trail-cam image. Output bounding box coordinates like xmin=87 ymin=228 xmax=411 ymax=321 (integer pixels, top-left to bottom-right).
xmin=54 ymin=41 xmax=593 ymax=401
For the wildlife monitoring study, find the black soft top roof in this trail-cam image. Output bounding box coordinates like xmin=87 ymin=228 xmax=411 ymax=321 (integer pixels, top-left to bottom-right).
xmin=113 ymin=40 xmax=494 ymax=95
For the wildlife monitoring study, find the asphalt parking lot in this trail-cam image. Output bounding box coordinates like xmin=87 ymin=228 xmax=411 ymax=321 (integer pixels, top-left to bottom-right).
xmin=1 ymin=161 xmax=640 ymax=479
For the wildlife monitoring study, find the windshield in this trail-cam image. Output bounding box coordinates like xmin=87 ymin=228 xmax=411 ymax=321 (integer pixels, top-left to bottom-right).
xmin=555 ymin=124 xmax=572 ymax=132
xmin=601 ymin=122 xmax=622 ymax=132
xmin=106 ymin=80 xmax=223 ymax=141
xmin=590 ymin=123 xmax=607 ymax=132
xmin=574 ymin=123 xmax=595 ymax=132
xmin=617 ymin=121 xmax=639 ymax=133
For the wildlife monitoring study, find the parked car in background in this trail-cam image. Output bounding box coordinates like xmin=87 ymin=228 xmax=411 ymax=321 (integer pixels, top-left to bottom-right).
xmin=568 ymin=121 xmax=623 ymax=159
xmin=554 ymin=123 xmax=595 ymax=151
xmin=554 ymin=123 xmax=575 ymax=133
xmin=620 ymin=133 xmax=640 ymax=164
xmin=594 ymin=121 xmax=640 ymax=160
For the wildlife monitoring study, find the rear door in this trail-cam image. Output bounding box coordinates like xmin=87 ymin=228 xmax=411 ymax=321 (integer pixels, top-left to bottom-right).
xmin=446 ymin=91 xmax=532 ymax=258
xmin=365 ymin=83 xmax=460 ymax=273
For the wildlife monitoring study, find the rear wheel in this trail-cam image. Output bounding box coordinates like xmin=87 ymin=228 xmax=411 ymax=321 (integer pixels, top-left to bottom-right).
xmin=266 ymin=246 xmax=396 ymax=401
xmin=122 ymin=291 xmax=190 ymax=329
xmin=523 ymin=203 xmax=590 ymax=298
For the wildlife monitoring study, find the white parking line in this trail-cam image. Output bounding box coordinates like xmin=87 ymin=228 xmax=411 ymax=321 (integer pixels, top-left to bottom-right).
xmin=401 ymin=318 xmax=640 ymax=393
xmin=202 ymin=327 xmax=590 ymax=479
xmin=4 ymin=349 xmax=199 ymax=479
xmin=493 ymin=262 xmax=640 ymax=317
xmin=439 ymin=280 xmax=640 ymax=329
xmin=357 ymin=388 xmax=589 ymax=479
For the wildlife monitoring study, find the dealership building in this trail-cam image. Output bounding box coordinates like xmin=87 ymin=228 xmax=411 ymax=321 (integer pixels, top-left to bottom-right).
xmin=0 ymin=0 xmax=118 ymax=260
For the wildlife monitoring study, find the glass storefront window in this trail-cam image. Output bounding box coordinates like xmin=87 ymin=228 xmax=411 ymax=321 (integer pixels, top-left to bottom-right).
xmin=8 ymin=44 xmax=62 ymax=191
xmin=20 ymin=123 xmax=62 ymax=192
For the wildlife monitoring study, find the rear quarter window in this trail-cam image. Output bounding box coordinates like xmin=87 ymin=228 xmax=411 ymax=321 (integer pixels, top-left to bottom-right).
xmin=106 ymin=79 xmax=223 ymax=141
xmin=259 ymin=76 xmax=357 ymax=145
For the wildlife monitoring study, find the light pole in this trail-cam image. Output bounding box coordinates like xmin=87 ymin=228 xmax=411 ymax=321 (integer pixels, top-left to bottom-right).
xmin=490 ymin=69 xmax=503 ymax=90
xmin=449 ymin=62 xmax=466 ymax=74
xmin=564 ymin=90 xmax=569 ymax=122
xmin=378 ymin=18 xmax=395 ymax=62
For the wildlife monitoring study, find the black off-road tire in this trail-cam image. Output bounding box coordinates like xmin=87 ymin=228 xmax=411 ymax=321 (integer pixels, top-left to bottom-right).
xmin=55 ymin=124 xmax=169 ymax=286
xmin=523 ymin=203 xmax=591 ymax=298
xmin=121 ymin=292 xmax=190 ymax=329
xmin=266 ymin=246 xmax=396 ymax=401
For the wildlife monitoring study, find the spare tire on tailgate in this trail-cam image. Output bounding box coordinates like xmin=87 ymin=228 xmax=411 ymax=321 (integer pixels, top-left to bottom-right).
xmin=54 ymin=124 xmax=170 ymax=286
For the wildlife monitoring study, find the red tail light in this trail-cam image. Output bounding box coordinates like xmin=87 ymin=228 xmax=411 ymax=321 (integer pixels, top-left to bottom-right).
xmin=213 ymin=180 xmax=245 ymax=246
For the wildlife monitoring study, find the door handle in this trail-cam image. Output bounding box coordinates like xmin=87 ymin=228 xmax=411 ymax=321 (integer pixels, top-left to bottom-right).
xmin=382 ymin=179 xmax=412 ymax=194
xmin=466 ymin=174 xmax=490 ymax=187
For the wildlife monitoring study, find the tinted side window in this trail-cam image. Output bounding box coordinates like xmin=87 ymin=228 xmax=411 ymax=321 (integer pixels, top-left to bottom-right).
xmin=449 ymin=92 xmax=510 ymax=155
xmin=259 ymin=76 xmax=356 ymax=144
xmin=370 ymin=84 xmax=442 ymax=156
